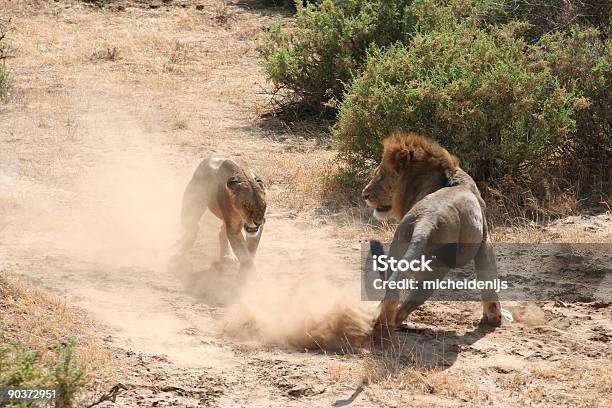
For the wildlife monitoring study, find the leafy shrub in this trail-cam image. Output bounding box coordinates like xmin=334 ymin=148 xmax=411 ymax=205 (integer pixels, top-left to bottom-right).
xmin=257 ymin=0 xmax=524 ymax=110
xmin=0 ymin=339 xmax=87 ymax=408
xmin=260 ymin=0 xmax=611 ymax=214
xmin=539 ymin=27 xmax=611 ymax=142
xmin=482 ymin=0 xmax=611 ymax=41
xmin=536 ymin=26 xmax=611 ymax=196
xmin=334 ymin=23 xmax=579 ymax=182
xmin=257 ymin=0 xmax=416 ymax=109
xmin=258 ymin=0 xmax=609 ymax=111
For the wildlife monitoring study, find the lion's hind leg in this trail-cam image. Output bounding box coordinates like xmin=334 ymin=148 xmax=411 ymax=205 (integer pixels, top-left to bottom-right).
xmin=179 ymin=179 xmax=209 ymax=254
xmin=474 ymin=239 xmax=502 ymax=325
xmin=375 ymin=237 xmax=428 ymax=332
xmin=394 ymin=261 xmax=450 ymax=326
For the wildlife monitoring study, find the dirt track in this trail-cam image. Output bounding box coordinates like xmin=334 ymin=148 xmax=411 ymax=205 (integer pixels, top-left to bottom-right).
xmin=1 ymin=1 xmax=611 ymax=407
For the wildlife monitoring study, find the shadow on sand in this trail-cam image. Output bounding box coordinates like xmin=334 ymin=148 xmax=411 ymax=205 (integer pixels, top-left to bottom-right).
xmin=332 ymin=321 xmax=498 ymax=406
xmin=389 ymin=322 xmax=497 ymax=368
xmin=167 ymin=254 xmax=242 ymax=307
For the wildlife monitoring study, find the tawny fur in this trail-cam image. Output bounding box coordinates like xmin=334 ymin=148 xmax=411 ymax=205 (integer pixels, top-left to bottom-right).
xmin=179 ymin=157 xmax=266 ymax=275
xmin=363 ymin=132 xmax=502 ymax=335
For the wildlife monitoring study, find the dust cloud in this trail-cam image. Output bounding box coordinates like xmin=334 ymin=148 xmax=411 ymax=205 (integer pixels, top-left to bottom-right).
xmin=169 ymin=247 xmax=377 ymax=350
xmin=28 ymin=107 xmax=189 ymax=270
xmin=506 ymin=303 xmax=546 ymax=326
xmin=6 ymin=101 xmax=377 ymax=352
xmin=222 ymin=274 xmax=376 ymax=351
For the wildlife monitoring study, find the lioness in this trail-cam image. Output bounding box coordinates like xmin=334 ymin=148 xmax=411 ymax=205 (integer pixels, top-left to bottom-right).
xmin=179 ymin=157 xmax=266 ymax=275
xmin=362 ymin=133 xmax=502 ymax=332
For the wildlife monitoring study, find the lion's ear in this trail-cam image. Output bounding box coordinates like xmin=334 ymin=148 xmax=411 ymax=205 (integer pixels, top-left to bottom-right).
xmin=251 ymin=171 xmax=265 ymax=189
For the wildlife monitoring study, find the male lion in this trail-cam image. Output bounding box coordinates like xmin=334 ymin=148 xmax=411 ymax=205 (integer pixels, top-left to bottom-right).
xmin=362 ymin=133 xmax=502 ymax=333
xmin=179 ymin=157 xmax=266 ymax=275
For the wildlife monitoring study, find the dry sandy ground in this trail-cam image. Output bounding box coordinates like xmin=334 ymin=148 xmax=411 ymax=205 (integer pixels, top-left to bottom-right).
xmin=1 ymin=1 xmax=611 ymax=407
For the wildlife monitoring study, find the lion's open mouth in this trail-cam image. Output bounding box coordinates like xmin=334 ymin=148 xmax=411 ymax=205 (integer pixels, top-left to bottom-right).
xmin=376 ymin=205 xmax=392 ymax=213
xmin=244 ymin=225 xmax=259 ymax=234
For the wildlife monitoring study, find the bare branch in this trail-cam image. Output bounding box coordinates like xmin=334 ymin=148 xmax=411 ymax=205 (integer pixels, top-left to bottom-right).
xmin=85 ymin=383 xmax=128 ymax=408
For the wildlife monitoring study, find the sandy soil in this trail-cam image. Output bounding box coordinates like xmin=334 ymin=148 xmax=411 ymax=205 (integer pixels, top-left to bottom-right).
xmin=1 ymin=1 xmax=610 ymax=407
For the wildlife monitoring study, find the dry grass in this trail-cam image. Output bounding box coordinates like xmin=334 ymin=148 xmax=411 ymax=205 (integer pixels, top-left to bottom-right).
xmin=500 ymin=359 xmax=612 ymax=406
xmin=490 ymin=212 xmax=612 ymax=243
xmin=90 ymin=46 xmax=119 ymax=62
xmin=329 ymin=352 xmax=612 ymax=407
xmin=276 ymin=161 xmax=612 ymax=244
xmin=0 ymin=273 xmax=118 ymax=403
xmin=256 ymin=146 xmax=335 ymax=209
xmin=328 ymin=353 xmax=483 ymax=407
xmin=327 ymin=333 xmax=486 ymax=407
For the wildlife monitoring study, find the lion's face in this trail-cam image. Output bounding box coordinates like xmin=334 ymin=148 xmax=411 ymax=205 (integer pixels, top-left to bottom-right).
xmin=362 ymin=163 xmax=399 ymax=220
xmin=226 ymin=173 xmax=267 ymax=237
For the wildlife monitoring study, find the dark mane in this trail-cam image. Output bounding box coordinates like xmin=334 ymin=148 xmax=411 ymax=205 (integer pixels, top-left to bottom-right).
xmin=382 ymin=132 xmax=458 ymax=172
xmin=382 ymin=133 xmax=459 ymax=219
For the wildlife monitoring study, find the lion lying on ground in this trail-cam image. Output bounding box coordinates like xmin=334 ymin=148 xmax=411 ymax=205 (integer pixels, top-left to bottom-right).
xmin=362 ymin=133 xmax=502 ymax=333
xmin=179 ymin=157 xmax=266 ymax=276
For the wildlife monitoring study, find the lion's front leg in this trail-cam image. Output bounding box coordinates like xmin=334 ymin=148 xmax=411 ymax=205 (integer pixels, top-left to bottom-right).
xmin=226 ymin=227 xmax=253 ymax=268
xmin=179 ymin=180 xmax=209 ymax=255
xmin=225 ymin=223 xmax=265 ymax=281
xmin=218 ymin=223 xmax=238 ymax=264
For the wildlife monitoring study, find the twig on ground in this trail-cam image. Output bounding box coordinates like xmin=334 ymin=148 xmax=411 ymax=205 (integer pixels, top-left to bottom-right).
xmin=86 ymin=383 xmax=128 ymax=408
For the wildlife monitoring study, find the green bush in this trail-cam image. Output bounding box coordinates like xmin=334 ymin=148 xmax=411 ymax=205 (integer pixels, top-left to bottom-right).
xmin=259 ymin=0 xmax=611 ymax=212
xmin=257 ymin=0 xmax=528 ymax=111
xmin=257 ymin=0 xmax=416 ymax=109
xmin=0 ymin=62 xmax=5 ymax=98
xmin=482 ymin=0 xmax=611 ymax=41
xmin=539 ymin=27 xmax=611 ymax=142
xmin=536 ymin=27 xmax=611 ymax=195
xmin=0 ymin=340 xmax=86 ymax=408
xmin=258 ymin=0 xmax=610 ymax=111
xmin=334 ymin=23 xmax=579 ymax=182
